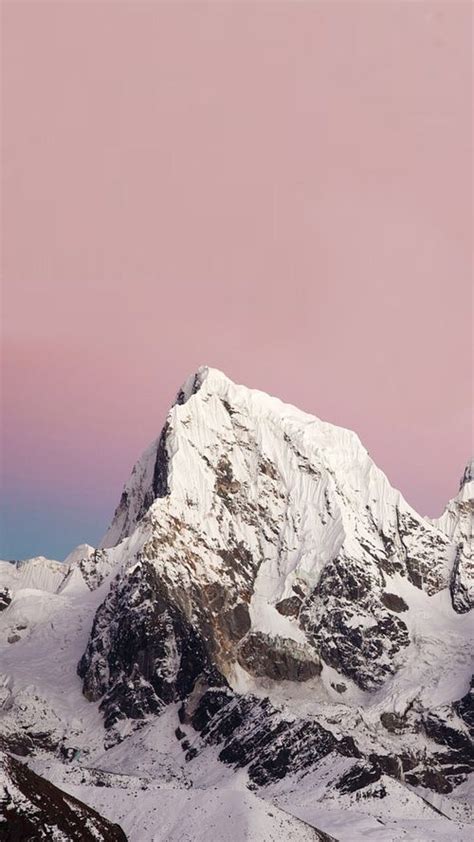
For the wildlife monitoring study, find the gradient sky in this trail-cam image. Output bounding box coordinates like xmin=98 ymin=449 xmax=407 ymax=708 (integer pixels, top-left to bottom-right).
xmin=1 ymin=1 xmax=472 ymax=560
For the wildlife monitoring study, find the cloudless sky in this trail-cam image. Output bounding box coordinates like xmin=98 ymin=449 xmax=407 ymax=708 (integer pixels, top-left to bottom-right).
xmin=1 ymin=1 xmax=472 ymax=560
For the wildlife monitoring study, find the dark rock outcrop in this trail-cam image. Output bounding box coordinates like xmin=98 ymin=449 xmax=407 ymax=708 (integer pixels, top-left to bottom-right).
xmin=0 ymin=751 xmax=127 ymax=841
xmin=237 ymin=632 xmax=321 ymax=682
xmin=187 ymin=689 xmax=346 ymax=786
xmin=300 ymin=554 xmax=410 ymax=690
xmin=78 ymin=560 xmax=224 ymax=733
xmin=0 ymin=587 xmax=12 ymax=611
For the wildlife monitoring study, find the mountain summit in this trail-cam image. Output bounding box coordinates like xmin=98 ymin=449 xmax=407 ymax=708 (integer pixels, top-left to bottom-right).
xmin=1 ymin=368 xmax=473 ymax=841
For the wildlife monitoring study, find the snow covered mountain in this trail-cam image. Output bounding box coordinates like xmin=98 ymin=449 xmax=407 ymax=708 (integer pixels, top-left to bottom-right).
xmin=1 ymin=367 xmax=473 ymax=841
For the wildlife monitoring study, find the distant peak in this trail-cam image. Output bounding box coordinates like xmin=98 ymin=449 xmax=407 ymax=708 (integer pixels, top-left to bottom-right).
xmin=63 ymin=544 xmax=95 ymax=565
xmin=460 ymin=458 xmax=474 ymax=490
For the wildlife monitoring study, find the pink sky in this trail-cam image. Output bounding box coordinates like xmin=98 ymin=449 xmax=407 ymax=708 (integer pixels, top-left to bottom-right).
xmin=1 ymin=1 xmax=472 ymax=558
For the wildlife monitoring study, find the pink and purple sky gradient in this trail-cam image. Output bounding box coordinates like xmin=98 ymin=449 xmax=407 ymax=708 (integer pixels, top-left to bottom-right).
xmin=1 ymin=1 xmax=472 ymax=560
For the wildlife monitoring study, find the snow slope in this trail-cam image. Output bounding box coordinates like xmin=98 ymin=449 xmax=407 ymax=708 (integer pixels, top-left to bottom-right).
xmin=0 ymin=750 xmax=127 ymax=841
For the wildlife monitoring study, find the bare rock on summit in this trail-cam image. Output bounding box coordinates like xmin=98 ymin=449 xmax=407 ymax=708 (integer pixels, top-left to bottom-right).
xmin=430 ymin=458 xmax=474 ymax=613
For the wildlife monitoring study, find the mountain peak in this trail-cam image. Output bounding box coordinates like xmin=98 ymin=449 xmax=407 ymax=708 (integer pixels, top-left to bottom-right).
xmin=175 ymin=365 xmax=232 ymax=405
xmin=459 ymin=457 xmax=474 ymax=490
xmin=101 ymin=367 xmax=371 ymax=549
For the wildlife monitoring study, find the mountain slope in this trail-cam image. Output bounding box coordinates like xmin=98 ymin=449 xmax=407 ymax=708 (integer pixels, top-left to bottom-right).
xmin=0 ymin=750 xmax=127 ymax=841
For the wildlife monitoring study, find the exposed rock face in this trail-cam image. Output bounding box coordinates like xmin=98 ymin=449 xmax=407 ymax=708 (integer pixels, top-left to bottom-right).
xmin=185 ymin=688 xmax=344 ymax=786
xmin=78 ymin=560 xmax=225 ymax=733
xmin=299 ymin=553 xmax=411 ymax=690
xmin=100 ymin=424 xmax=170 ymax=550
xmin=60 ymin=547 xmax=114 ymax=592
xmin=336 ymin=762 xmax=383 ymax=795
xmin=460 ymin=459 xmax=473 ymax=490
xmin=237 ymin=632 xmax=321 ymax=682
xmin=420 ymin=708 xmax=474 ymax=790
xmin=0 ymin=750 xmax=127 ymax=841
xmin=0 ymin=588 xmax=12 ymax=612
xmin=450 ymin=542 xmax=474 ymax=614
xmin=380 ymin=591 xmax=408 ymax=612
xmin=430 ymin=459 xmax=473 ymax=613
